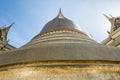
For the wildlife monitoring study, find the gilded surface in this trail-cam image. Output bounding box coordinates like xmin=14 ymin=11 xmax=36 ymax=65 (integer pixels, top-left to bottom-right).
xmin=0 ymin=63 xmax=120 ymax=80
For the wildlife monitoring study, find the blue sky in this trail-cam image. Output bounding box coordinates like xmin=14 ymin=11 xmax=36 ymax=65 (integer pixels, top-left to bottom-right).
xmin=0 ymin=0 xmax=120 ymax=47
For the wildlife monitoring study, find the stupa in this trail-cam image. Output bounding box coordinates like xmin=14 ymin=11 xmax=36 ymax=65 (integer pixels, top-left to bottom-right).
xmin=0 ymin=10 xmax=120 ymax=80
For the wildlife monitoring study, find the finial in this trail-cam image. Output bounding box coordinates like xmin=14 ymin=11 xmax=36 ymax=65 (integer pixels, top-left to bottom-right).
xmin=57 ymin=8 xmax=64 ymax=18
xmin=8 ymin=22 xmax=15 ymax=28
xmin=103 ymin=14 xmax=114 ymax=24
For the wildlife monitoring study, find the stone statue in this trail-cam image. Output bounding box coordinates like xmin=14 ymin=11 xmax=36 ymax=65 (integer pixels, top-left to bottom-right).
xmin=0 ymin=23 xmax=14 ymax=41
xmin=104 ymin=14 xmax=120 ymax=33
xmin=114 ymin=17 xmax=120 ymax=31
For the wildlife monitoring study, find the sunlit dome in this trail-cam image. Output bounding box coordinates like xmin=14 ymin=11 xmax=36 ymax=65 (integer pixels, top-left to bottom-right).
xmin=40 ymin=9 xmax=82 ymax=35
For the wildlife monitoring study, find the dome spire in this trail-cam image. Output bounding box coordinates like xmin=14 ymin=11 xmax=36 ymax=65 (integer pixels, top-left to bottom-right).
xmin=57 ymin=8 xmax=64 ymax=19
xmin=39 ymin=9 xmax=83 ymax=35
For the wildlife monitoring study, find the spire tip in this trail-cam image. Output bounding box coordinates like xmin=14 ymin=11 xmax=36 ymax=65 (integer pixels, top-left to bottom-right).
xmin=57 ymin=8 xmax=64 ymax=18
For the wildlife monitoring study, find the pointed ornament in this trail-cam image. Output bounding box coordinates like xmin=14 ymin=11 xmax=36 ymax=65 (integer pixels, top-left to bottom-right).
xmin=103 ymin=14 xmax=114 ymax=24
xmin=57 ymin=8 xmax=64 ymax=19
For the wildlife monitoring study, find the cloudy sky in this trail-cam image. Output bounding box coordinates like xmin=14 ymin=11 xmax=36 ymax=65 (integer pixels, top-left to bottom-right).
xmin=0 ymin=0 xmax=120 ymax=47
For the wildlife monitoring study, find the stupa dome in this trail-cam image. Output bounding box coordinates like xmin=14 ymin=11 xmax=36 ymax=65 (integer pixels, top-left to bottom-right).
xmin=40 ymin=9 xmax=82 ymax=35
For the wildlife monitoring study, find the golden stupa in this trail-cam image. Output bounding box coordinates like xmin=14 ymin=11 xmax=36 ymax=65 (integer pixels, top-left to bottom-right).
xmin=0 ymin=10 xmax=120 ymax=80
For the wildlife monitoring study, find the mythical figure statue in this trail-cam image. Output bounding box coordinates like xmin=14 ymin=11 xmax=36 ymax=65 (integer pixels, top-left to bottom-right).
xmin=114 ymin=17 xmax=120 ymax=31
xmin=0 ymin=23 xmax=14 ymax=41
xmin=104 ymin=14 xmax=120 ymax=34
